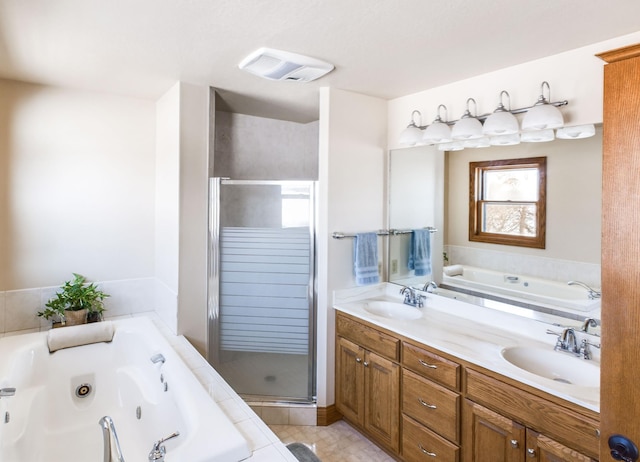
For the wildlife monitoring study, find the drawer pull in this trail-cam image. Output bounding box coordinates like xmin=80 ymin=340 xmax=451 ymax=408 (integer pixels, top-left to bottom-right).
xmin=418 ymin=398 xmax=437 ymax=409
xmin=355 ymin=357 xmax=362 ymax=363
xmin=418 ymin=359 xmax=438 ymax=369
xmin=527 ymin=448 xmax=536 ymax=458
xmin=510 ymin=439 xmax=519 ymax=449
xmin=418 ymin=443 xmax=437 ymax=457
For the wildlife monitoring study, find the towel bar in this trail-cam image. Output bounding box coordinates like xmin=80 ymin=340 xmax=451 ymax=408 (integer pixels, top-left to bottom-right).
xmin=332 ymin=227 xmax=437 ymax=239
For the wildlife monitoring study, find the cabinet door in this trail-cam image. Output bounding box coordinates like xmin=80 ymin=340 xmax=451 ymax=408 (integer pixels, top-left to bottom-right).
xmin=336 ymin=337 xmax=365 ymax=425
xmin=462 ymin=400 xmax=525 ymax=462
xmin=364 ymin=350 xmax=401 ymax=452
xmin=526 ymin=430 xmax=596 ymax=462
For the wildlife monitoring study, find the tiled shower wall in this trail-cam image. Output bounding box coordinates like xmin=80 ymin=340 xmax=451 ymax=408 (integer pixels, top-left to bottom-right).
xmin=0 ymin=278 xmax=177 ymax=335
xmin=445 ymin=245 xmax=601 ymax=288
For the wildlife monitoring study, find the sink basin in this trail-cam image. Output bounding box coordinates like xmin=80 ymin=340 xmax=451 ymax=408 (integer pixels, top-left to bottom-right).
xmin=501 ymin=347 xmax=599 ymax=387
xmin=363 ymin=301 xmax=422 ymax=321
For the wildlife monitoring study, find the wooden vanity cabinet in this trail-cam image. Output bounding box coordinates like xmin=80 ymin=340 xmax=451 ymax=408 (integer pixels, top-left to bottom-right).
xmin=335 ymin=313 xmax=599 ymax=462
xmin=464 ymin=369 xmax=599 ymax=462
xmin=335 ymin=313 xmax=401 ymax=453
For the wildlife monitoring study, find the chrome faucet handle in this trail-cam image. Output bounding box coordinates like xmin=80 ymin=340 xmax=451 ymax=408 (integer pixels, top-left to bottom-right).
xmin=149 ymin=431 xmax=180 ymax=462
xmin=579 ymin=338 xmax=601 ymax=360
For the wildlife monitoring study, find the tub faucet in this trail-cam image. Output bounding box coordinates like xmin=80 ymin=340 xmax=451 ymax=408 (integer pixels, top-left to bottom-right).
xmin=567 ymin=281 xmax=601 ymax=300
xmin=580 ymin=317 xmax=598 ymax=333
xmin=0 ymin=388 xmax=16 ymax=399
xmin=422 ymin=281 xmax=438 ymax=293
xmin=99 ymin=416 xmax=126 ymax=462
xmin=150 ymin=353 xmax=166 ymax=365
xmin=148 ymin=431 xmax=180 ymax=462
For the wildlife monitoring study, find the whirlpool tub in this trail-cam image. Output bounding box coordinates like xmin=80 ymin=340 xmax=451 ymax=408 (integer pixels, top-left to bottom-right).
xmin=0 ymin=317 xmax=251 ymax=462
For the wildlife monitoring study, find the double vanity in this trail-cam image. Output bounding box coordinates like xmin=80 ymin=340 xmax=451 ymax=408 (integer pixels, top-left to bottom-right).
xmin=333 ymin=283 xmax=600 ymax=462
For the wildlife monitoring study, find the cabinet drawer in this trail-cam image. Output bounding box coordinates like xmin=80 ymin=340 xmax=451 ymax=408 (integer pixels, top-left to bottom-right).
xmin=336 ymin=313 xmax=400 ymax=361
xmin=403 ymin=369 xmax=459 ymax=443
xmin=402 ymin=414 xmax=459 ymax=462
xmin=465 ymin=369 xmax=600 ymax=459
xmin=403 ymin=341 xmax=460 ymax=390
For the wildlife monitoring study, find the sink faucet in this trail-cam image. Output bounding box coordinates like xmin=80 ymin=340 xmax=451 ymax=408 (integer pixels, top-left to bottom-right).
xmin=567 ymin=281 xmax=601 ymax=300
xmin=99 ymin=416 xmax=126 ymax=462
xmin=148 ymin=431 xmax=180 ymax=462
xmin=422 ymin=281 xmax=438 ymax=293
xmin=400 ymin=286 xmax=425 ymax=308
xmin=547 ymin=327 xmax=580 ymax=356
xmin=0 ymin=388 xmax=16 ymax=399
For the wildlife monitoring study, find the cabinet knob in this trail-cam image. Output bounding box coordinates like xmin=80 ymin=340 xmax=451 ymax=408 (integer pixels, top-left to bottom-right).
xmin=510 ymin=440 xmax=519 ymax=449
xmin=355 ymin=357 xmax=362 ymax=363
xmin=527 ymin=448 xmax=536 ymax=458
xmin=363 ymin=361 xmax=369 ymax=367
xmin=418 ymin=444 xmax=437 ymax=457
xmin=418 ymin=398 xmax=437 ymax=409
xmin=418 ymin=359 xmax=438 ymax=369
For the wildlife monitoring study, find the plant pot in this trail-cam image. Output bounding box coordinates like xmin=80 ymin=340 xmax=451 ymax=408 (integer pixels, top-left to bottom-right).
xmin=87 ymin=311 xmax=103 ymax=323
xmin=64 ymin=308 xmax=88 ymax=326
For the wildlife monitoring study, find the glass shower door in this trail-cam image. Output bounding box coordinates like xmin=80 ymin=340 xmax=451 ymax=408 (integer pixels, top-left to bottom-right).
xmin=208 ymin=179 xmax=316 ymax=403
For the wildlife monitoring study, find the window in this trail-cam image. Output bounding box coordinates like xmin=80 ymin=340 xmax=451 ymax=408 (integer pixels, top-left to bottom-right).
xmin=469 ymin=157 xmax=546 ymax=248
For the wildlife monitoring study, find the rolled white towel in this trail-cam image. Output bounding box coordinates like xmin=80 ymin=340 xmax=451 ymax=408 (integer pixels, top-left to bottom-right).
xmin=443 ymin=264 xmax=464 ymax=277
xmin=47 ymin=321 xmax=115 ymax=353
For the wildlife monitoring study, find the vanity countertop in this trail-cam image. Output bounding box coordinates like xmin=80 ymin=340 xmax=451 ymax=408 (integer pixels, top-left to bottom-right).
xmin=333 ymin=283 xmax=600 ymax=413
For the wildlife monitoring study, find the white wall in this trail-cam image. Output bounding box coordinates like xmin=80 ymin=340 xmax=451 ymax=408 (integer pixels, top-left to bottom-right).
xmin=154 ymin=82 xmax=210 ymax=354
xmin=387 ymin=31 xmax=640 ymax=150
xmin=154 ymin=83 xmax=181 ymax=331
xmin=176 ymin=82 xmax=210 ymax=355
xmin=317 ymin=87 xmax=387 ymax=407
xmin=0 ymin=79 xmax=156 ymax=291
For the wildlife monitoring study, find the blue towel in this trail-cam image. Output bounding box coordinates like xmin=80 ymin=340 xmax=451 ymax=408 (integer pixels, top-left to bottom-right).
xmin=353 ymin=233 xmax=380 ymax=286
xmin=408 ymin=229 xmax=432 ymax=276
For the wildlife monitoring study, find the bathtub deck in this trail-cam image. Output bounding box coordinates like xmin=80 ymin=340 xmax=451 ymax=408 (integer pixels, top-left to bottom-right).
xmin=143 ymin=313 xmax=300 ymax=462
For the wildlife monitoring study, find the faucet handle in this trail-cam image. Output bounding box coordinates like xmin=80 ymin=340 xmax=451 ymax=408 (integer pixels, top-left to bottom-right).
xmin=149 ymin=431 xmax=180 ymax=461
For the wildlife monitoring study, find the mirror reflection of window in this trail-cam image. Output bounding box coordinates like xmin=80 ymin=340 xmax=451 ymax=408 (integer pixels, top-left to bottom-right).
xmin=470 ymin=157 xmax=546 ymax=248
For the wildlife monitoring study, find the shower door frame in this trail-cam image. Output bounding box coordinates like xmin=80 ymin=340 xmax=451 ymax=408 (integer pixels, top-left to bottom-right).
xmin=207 ymin=177 xmax=317 ymax=403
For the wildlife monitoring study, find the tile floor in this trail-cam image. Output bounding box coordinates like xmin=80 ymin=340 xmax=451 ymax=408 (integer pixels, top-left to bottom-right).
xmin=270 ymin=421 xmax=397 ymax=462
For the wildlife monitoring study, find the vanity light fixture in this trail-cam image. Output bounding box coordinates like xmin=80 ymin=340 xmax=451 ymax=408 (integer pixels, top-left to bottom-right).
xmin=482 ymin=91 xmax=519 ymax=136
xmin=451 ymin=98 xmax=484 ymax=140
xmin=556 ymin=124 xmax=596 ymax=139
xmin=398 ymin=110 xmax=425 ymax=146
xmin=521 ymin=129 xmax=555 ymax=143
xmin=521 ymin=81 xmax=564 ymax=131
xmin=398 ymin=81 xmax=589 ymax=150
xmin=422 ymin=105 xmax=452 ymax=144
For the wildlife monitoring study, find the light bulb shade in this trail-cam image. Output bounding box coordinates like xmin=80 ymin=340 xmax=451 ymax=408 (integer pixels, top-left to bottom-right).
xmin=437 ymin=141 xmax=464 ymax=151
xmin=556 ymin=124 xmax=596 ymax=139
xmin=463 ymin=137 xmax=491 ymax=148
xmin=482 ymin=111 xmax=519 ymax=136
xmin=521 ymin=104 xmax=564 ymax=130
xmin=490 ymin=133 xmax=520 ymax=146
xmin=399 ymin=125 xmax=424 ymax=146
xmin=423 ymin=121 xmax=452 ymax=144
xmin=451 ymin=117 xmax=483 ymax=140
xmin=521 ymin=129 xmax=555 ymax=143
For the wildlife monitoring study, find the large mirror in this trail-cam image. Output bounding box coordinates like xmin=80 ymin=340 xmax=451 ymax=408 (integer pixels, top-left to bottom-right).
xmin=388 ymin=125 xmax=602 ymax=326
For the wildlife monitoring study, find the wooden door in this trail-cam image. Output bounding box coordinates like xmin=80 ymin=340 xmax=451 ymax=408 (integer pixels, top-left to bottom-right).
xmin=364 ymin=350 xmax=401 ymax=452
xmin=526 ymin=430 xmax=595 ymax=462
xmin=335 ymin=336 xmax=365 ymax=425
xmin=462 ymin=400 xmax=525 ymax=462
xmin=598 ymin=43 xmax=640 ymax=461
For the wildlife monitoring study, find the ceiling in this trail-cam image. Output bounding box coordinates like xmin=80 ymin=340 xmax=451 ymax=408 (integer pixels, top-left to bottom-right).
xmin=1 ymin=0 xmax=640 ymax=123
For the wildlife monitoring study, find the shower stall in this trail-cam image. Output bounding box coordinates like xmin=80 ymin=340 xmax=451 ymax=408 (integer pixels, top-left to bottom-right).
xmin=207 ymin=178 xmax=316 ymax=403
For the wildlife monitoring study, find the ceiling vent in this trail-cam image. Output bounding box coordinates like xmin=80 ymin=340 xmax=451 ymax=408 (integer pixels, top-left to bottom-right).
xmin=238 ymin=48 xmax=334 ymax=82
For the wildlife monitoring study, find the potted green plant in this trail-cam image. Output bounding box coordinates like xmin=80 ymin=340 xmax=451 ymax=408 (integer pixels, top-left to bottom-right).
xmin=38 ymin=273 xmax=109 ymax=326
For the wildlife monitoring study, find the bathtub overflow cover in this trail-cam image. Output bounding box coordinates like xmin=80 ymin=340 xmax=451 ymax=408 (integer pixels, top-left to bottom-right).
xmin=76 ymin=383 xmax=92 ymax=398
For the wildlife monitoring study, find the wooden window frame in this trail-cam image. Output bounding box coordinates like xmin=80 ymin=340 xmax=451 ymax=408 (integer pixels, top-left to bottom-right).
xmin=469 ymin=157 xmax=546 ymax=249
